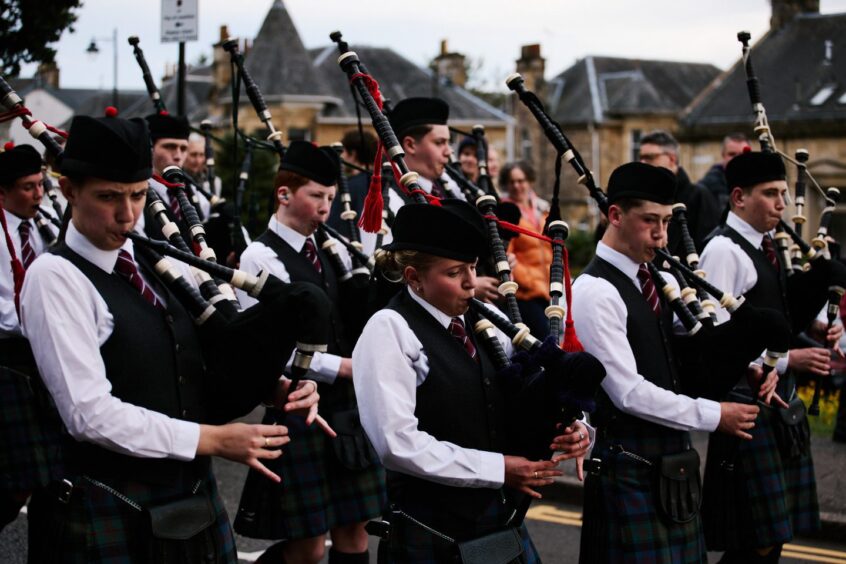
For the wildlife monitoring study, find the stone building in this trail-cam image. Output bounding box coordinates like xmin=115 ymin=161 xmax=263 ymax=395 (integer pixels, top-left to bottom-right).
xmin=509 ymin=45 xmax=719 ymax=227
xmin=680 ymin=0 xmax=846 ymax=240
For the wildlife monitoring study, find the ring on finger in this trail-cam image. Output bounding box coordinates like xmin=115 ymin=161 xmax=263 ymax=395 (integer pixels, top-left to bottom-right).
xmin=533 ymin=471 xmax=538 ymax=479
xmin=264 ymin=437 xmax=270 ymax=448
xmin=578 ymin=430 xmax=585 ymax=440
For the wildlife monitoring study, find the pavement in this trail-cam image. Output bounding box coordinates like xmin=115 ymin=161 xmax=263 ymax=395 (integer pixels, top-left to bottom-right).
xmin=545 ymin=430 xmax=846 ymax=542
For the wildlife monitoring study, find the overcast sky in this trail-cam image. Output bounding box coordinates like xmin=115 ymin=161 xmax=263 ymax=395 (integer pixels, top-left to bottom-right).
xmin=18 ymin=0 xmax=846 ymax=92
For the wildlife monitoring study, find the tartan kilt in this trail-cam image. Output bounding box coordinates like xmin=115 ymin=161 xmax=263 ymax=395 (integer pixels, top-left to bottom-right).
xmin=579 ymin=446 xmax=707 ymax=564
xmin=379 ymin=496 xmax=540 ymax=564
xmin=702 ymin=405 xmax=820 ymax=550
xmin=27 ymin=465 xmax=236 ymax=563
xmin=0 ymin=364 xmax=67 ymax=492
xmin=234 ymin=407 xmax=386 ymax=540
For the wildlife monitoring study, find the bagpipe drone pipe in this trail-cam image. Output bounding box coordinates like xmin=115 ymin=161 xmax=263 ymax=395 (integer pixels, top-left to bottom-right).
xmin=327 ymin=31 xmax=607 ymax=472
xmin=506 ymin=71 xmax=801 ymax=402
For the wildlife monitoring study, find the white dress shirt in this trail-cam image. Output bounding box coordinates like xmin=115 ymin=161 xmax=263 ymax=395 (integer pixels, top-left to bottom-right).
xmin=237 ymin=216 xmax=351 ymax=384
xmin=353 ymin=287 xmax=595 ymax=488
xmin=572 ymin=242 xmax=722 ymax=432
xmin=699 ymin=211 xmax=791 ymax=374
xmin=20 ymin=221 xmax=200 ymax=461
xmin=1 ymin=210 xmax=58 ymax=337
xmin=353 ymin=287 xmax=509 ymax=488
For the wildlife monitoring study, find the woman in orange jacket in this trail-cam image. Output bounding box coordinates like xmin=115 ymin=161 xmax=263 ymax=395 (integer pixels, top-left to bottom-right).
xmin=500 ymin=161 xmax=553 ymax=338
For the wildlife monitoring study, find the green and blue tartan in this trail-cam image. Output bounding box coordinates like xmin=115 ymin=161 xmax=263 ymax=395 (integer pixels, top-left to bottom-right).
xmin=702 ymin=406 xmax=819 ymax=550
xmin=579 ymin=441 xmax=707 ymax=564
xmin=234 ymin=408 xmax=386 ymax=540
xmin=0 ymin=365 xmax=67 ymax=493
xmin=27 ymin=466 xmax=235 ymax=563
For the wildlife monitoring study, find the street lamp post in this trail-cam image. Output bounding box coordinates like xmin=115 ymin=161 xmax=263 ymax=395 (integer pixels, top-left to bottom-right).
xmin=86 ymin=28 xmax=119 ymax=108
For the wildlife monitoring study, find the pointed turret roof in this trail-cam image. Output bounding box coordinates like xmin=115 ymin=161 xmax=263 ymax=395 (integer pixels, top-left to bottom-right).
xmin=238 ymin=0 xmax=336 ymax=101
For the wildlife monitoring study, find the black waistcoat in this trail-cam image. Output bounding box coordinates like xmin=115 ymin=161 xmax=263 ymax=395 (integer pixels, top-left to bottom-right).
xmin=712 ymin=226 xmax=793 ymax=396
xmin=255 ymin=230 xmax=350 ymax=357
xmin=255 ymin=230 xmax=354 ymax=410
xmin=712 ymin=226 xmax=789 ymax=316
xmin=384 ymin=290 xmax=513 ymax=530
xmin=51 ymin=244 xmax=207 ymax=486
xmin=582 ymin=256 xmax=687 ymax=455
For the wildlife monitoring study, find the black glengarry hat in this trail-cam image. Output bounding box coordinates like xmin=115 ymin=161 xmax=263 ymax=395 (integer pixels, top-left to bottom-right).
xmin=0 ymin=144 xmax=42 ymax=185
xmin=60 ymin=115 xmax=152 ymax=183
xmin=280 ymin=141 xmax=338 ymax=187
xmin=145 ymin=113 xmax=190 ymax=141
xmin=385 ymin=202 xmax=486 ymax=262
xmin=725 ymin=151 xmax=786 ymax=189
xmin=389 ymin=97 xmax=449 ymax=139
xmin=607 ymin=162 xmax=676 ymax=205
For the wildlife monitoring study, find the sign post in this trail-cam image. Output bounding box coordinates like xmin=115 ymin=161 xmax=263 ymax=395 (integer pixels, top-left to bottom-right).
xmin=161 ymin=0 xmax=198 ymax=116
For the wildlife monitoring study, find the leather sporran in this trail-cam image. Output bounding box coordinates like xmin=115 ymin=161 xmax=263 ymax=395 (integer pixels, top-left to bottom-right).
xmin=770 ymin=397 xmax=810 ymax=461
xmin=656 ymin=449 xmax=702 ymax=524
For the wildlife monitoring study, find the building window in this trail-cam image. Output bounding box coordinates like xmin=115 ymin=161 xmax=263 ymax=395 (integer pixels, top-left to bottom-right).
xmin=809 ymin=85 xmax=836 ymax=106
xmin=288 ymin=128 xmax=311 ymax=143
xmin=631 ymin=129 xmax=642 ymax=162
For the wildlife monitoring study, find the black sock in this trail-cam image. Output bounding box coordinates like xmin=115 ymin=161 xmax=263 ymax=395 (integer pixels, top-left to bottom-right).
xmin=328 ymin=547 xmax=369 ymax=564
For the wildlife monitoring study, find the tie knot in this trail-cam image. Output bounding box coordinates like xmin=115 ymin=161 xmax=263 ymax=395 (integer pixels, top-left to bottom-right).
xmin=449 ymin=317 xmax=466 ymax=338
xmin=18 ymin=220 xmax=31 ymax=235
xmin=636 ymin=264 xmax=651 ymax=284
xmin=114 ymin=249 xmax=139 ymax=277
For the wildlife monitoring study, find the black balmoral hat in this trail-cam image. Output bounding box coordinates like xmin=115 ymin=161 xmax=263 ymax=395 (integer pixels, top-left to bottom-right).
xmin=60 ymin=115 xmax=152 ymax=183
xmin=0 ymin=144 xmax=42 ymax=185
xmin=385 ymin=201 xmax=486 ymax=263
xmin=607 ymin=162 xmax=676 ymax=205
xmin=280 ymin=141 xmax=339 ymax=187
xmin=389 ymin=97 xmax=449 ymax=138
xmin=725 ymin=151 xmax=786 ymax=189
xmin=145 ymin=113 xmax=190 ymax=142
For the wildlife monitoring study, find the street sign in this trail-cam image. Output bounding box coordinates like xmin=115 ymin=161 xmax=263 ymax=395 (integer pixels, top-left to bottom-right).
xmin=161 ymin=0 xmax=198 ymax=43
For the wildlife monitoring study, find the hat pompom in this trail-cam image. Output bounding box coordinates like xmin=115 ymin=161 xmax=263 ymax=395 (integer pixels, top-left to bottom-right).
xmin=3 ymin=142 xmax=14 ymax=151
xmin=104 ymin=106 xmax=118 ymax=118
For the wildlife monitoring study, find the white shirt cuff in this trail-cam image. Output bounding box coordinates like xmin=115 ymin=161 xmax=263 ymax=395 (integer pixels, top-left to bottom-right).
xmin=171 ymin=420 xmax=201 ymax=461
xmin=479 ymin=451 xmax=506 ymax=488
xmin=699 ymin=398 xmax=722 ymax=432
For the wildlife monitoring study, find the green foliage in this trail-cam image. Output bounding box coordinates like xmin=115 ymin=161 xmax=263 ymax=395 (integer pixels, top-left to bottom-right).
xmin=0 ymin=0 xmax=82 ymax=77
xmin=566 ymin=228 xmax=598 ymax=277
xmin=797 ymin=385 xmax=839 ymax=437
xmin=213 ymin=131 xmax=279 ymax=238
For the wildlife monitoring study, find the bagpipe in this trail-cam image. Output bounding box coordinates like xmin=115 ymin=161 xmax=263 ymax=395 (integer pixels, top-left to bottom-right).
xmin=0 ymin=74 xmax=333 ymax=423
xmin=328 ymin=32 xmax=607 ymax=488
xmin=125 ymin=230 xmax=331 ymax=419
xmin=737 ymin=31 xmax=846 ymax=414
xmin=506 ymin=70 xmax=798 ymax=402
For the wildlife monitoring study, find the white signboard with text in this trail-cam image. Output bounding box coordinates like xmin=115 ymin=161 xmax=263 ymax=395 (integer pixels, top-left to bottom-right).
xmin=161 ymin=0 xmax=198 ymax=43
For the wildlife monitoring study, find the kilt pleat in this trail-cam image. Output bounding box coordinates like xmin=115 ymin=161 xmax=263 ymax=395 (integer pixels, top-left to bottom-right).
xmin=702 ymin=407 xmax=819 ymax=550
xmin=0 ymin=365 xmax=67 ymax=492
xmin=579 ymin=449 xmax=707 ymax=564
xmin=234 ymin=408 xmax=386 ymax=540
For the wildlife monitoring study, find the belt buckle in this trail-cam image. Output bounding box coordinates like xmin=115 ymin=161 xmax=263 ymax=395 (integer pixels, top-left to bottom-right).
xmin=583 ymin=458 xmax=602 ymax=476
xmin=57 ymin=479 xmax=74 ymax=504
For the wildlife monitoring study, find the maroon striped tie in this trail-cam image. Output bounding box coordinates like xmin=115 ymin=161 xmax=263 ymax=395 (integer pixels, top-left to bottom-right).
xmin=167 ymin=188 xmax=183 ymax=221
xmin=761 ymin=235 xmax=779 ymax=271
xmin=449 ymin=317 xmax=478 ymax=362
xmin=302 ymin=238 xmax=322 ymax=274
xmin=114 ymin=250 xmax=162 ymax=309
xmin=18 ymin=221 xmax=35 ymax=269
xmin=637 ymin=264 xmax=661 ymax=316
xmin=431 ymin=178 xmax=446 ymax=199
